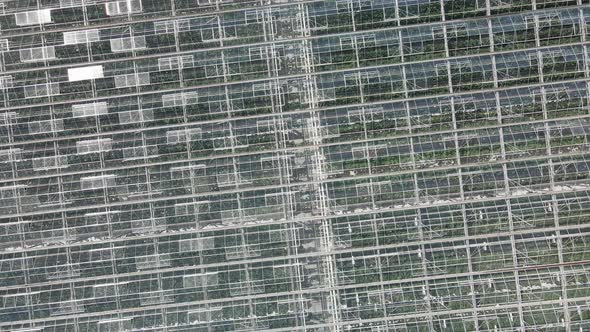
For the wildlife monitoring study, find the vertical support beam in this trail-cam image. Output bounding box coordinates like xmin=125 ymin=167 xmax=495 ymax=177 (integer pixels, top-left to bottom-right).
xmin=410 ymin=75 xmax=432 ymax=329
xmin=299 ymin=16 xmax=341 ymax=327
xmin=540 ymin=84 xmax=571 ymax=331
xmin=349 ymin=0 xmax=357 ymax=32
xmin=585 ymin=6 xmax=590 ymax=122
xmin=494 ymin=51 xmax=525 ymax=331
xmin=393 ymin=0 xmax=400 ymax=26
xmin=451 ymin=97 xmax=480 ymax=332
xmin=216 ymin=14 xmax=224 ymax=47
xmin=9 ymin=117 xmax=34 ymax=328
xmin=36 ymin=0 xmax=82 ymax=321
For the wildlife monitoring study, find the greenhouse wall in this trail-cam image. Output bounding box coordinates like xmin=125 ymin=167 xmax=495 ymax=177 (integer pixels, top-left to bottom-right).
xmin=0 ymin=0 xmax=590 ymax=331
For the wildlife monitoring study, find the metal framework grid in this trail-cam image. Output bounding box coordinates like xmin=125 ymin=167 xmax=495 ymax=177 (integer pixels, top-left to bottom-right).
xmin=0 ymin=0 xmax=590 ymax=331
